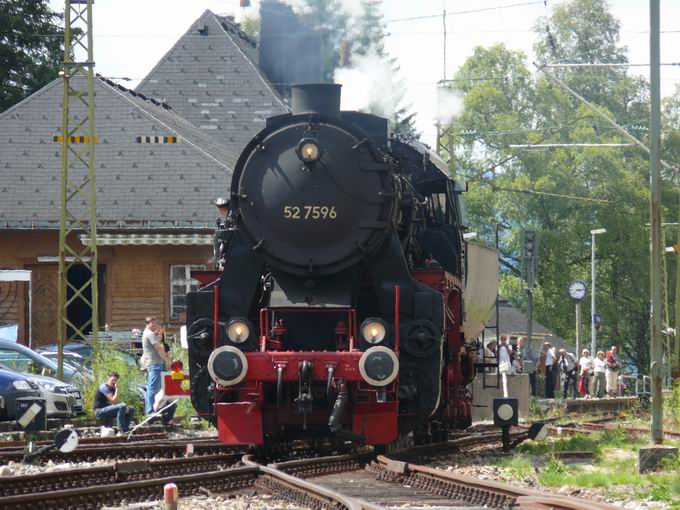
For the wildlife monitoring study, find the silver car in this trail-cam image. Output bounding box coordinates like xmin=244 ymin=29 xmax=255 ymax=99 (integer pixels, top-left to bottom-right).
xmin=0 ymin=363 xmax=83 ymax=417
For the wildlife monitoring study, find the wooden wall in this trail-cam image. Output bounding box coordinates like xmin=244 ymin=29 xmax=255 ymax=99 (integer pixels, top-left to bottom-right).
xmin=0 ymin=230 xmax=211 ymax=345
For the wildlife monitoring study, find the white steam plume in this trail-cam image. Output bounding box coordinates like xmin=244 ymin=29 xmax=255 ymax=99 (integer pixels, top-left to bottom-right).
xmin=334 ymin=48 xmax=404 ymax=119
xmin=433 ymin=87 xmax=464 ymax=124
xmin=334 ymin=49 xmax=464 ymax=140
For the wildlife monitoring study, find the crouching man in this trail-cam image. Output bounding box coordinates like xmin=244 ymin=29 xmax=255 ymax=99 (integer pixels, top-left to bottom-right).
xmin=94 ymin=371 xmax=135 ymax=433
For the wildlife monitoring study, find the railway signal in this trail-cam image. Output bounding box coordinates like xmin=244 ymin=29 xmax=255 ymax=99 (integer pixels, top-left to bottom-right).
xmin=521 ymin=229 xmax=539 ymax=362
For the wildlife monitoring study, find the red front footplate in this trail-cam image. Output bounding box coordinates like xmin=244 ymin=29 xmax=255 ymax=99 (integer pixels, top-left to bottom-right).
xmin=216 ymin=402 xmax=263 ymax=444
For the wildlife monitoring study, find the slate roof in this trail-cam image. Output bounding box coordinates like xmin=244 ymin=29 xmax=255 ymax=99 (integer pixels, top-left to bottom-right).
xmin=484 ymin=297 xmax=566 ymax=347
xmin=136 ymin=9 xmax=288 ymax=161
xmin=0 ymin=76 xmax=232 ymax=229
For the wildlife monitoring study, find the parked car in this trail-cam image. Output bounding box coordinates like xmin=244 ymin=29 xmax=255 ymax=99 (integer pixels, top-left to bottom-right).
xmin=0 ymin=369 xmax=41 ymax=421
xmin=38 ymin=351 xmax=93 ymax=380
xmin=39 ymin=342 xmax=138 ymax=368
xmin=0 ymin=362 xmax=83 ymax=417
xmin=0 ymin=340 xmax=79 ymax=383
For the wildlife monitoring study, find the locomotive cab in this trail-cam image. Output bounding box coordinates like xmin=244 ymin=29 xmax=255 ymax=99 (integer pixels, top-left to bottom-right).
xmin=185 ymin=83 xmax=473 ymax=446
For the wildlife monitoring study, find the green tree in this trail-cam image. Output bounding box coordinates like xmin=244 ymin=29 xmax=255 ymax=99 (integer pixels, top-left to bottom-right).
xmin=447 ymin=0 xmax=655 ymax=370
xmin=534 ymin=0 xmax=629 ymax=114
xmin=0 ymin=0 xmax=63 ymax=112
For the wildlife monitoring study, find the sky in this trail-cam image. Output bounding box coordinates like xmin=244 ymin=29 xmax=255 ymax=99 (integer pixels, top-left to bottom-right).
xmin=48 ymin=0 xmax=680 ymax=146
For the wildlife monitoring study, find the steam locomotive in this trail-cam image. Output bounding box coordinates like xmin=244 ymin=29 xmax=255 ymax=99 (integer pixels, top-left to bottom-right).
xmin=185 ymin=83 xmax=482 ymax=446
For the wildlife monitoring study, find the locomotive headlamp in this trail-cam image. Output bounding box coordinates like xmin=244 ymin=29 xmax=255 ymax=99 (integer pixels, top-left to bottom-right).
xmin=358 ymin=346 xmax=399 ymax=387
xmin=361 ymin=318 xmax=387 ymax=344
xmin=296 ymin=138 xmax=321 ymax=163
xmin=226 ymin=318 xmax=252 ymax=344
xmin=207 ymin=345 xmax=248 ymax=386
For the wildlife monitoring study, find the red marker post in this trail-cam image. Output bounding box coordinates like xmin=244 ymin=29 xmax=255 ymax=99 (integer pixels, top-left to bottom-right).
xmin=163 ymin=482 xmax=178 ymax=510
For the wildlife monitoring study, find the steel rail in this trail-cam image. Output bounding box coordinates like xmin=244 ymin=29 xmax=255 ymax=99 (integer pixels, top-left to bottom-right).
xmin=0 ymin=465 xmax=260 ymax=510
xmin=375 ymin=455 xmax=623 ymax=510
xmin=244 ymin=454 xmax=381 ymax=510
xmin=573 ymin=422 xmax=680 ymax=439
xmin=0 ymin=453 xmax=242 ymax=497
xmin=0 ymin=439 xmax=239 ymax=463
xmin=0 ymin=432 xmax=168 ymax=449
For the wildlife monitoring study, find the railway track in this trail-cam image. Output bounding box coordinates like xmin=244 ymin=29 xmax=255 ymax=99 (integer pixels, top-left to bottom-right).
xmin=0 ymin=432 xmax=628 ymax=509
xmin=0 ymin=453 xmax=242 ymax=498
xmin=541 ymin=421 xmax=680 ymax=440
xmin=250 ymin=449 xmax=623 ymax=509
xmin=0 ymin=432 xmax=168 ymax=449
xmin=0 ymin=438 xmax=238 ymax=464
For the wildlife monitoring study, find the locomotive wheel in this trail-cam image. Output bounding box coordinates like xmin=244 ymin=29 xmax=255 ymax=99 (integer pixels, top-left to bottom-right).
xmin=190 ymin=365 xmax=216 ymax=427
xmin=401 ymin=320 xmax=441 ymax=358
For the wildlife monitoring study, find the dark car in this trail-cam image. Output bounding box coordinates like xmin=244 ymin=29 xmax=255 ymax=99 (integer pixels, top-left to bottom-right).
xmin=0 ymin=369 xmax=41 ymax=420
xmin=38 ymin=342 xmax=138 ymax=368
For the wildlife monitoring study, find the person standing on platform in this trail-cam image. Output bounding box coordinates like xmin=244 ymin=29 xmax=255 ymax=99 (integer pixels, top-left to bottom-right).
xmin=518 ymin=336 xmax=537 ymax=396
xmin=558 ymin=349 xmax=579 ymax=399
xmin=593 ymin=351 xmax=606 ymax=398
xmin=605 ymin=345 xmax=621 ymax=397
xmin=141 ymin=317 xmax=175 ymax=425
xmin=578 ymin=349 xmax=594 ymax=397
xmin=543 ymin=342 xmax=556 ymax=398
xmin=498 ymin=336 xmax=513 ymax=373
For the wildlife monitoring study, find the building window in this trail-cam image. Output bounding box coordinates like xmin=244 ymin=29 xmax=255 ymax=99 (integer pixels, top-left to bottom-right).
xmin=169 ymin=264 xmax=205 ymax=320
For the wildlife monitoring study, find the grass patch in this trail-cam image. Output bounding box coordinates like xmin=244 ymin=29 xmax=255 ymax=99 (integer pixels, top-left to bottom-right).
xmin=495 ymin=454 xmax=534 ymax=478
xmin=497 ymin=429 xmax=680 ymax=508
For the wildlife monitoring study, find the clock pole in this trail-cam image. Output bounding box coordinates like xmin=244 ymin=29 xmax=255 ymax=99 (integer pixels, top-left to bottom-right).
xmin=575 ymin=300 xmax=581 ymax=361
xmin=568 ymin=280 xmax=587 ymax=361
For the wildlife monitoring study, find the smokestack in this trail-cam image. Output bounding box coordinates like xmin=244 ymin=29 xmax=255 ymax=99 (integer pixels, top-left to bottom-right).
xmin=291 ymin=83 xmax=342 ymax=118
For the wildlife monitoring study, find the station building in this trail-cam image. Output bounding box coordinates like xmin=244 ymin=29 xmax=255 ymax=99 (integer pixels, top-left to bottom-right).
xmin=0 ymin=10 xmax=292 ymax=346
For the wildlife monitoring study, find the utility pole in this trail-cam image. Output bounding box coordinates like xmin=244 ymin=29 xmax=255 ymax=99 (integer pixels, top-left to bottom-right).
xmin=649 ymin=0 xmax=663 ymax=445
xmin=590 ymin=228 xmax=606 ymax=356
xmin=675 ymin=192 xmax=680 ymax=379
xmin=575 ymin=302 xmax=581 ymax=359
xmin=58 ymin=0 xmax=98 ymax=379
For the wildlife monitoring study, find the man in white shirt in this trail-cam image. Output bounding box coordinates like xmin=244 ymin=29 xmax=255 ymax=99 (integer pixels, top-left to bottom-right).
xmin=543 ymin=342 xmax=556 ymax=398
xmin=592 ymin=351 xmax=607 ymax=398
xmin=498 ymin=336 xmax=513 ymax=373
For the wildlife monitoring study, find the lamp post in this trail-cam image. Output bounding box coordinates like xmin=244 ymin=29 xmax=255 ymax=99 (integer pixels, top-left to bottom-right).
xmin=590 ymin=228 xmax=607 ymax=356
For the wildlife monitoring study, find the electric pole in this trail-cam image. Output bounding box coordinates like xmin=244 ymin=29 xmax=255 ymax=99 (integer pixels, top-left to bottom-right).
xmin=57 ymin=0 xmax=98 ymax=379
xmin=649 ymin=0 xmax=663 ymax=444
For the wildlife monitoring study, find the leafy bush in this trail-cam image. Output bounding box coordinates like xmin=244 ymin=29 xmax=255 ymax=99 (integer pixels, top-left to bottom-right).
xmin=668 ymin=381 xmax=680 ymax=427
xmin=82 ymin=342 xmax=145 ymax=418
